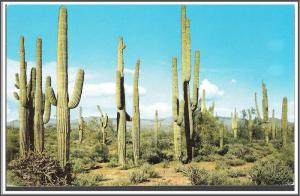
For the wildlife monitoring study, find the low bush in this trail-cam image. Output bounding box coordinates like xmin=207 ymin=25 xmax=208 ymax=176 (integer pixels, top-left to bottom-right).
xmin=182 ymin=166 xmax=209 ymax=185
xmin=73 ymin=174 xmax=104 ymax=186
xmin=129 ymin=170 xmax=148 ymax=184
xmin=249 ymin=158 xmax=293 ymax=185
xmin=227 ymin=169 xmax=247 ymax=178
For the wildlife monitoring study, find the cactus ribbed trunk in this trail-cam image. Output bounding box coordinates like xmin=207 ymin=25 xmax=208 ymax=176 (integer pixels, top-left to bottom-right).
xmin=262 ymin=81 xmax=269 ymax=143
xmin=271 ymin=109 xmax=276 ymax=140
xmin=27 ymin=68 xmax=36 ymax=151
xmin=34 ymin=38 xmax=44 ymax=153
xmin=132 ymin=60 xmax=140 ymax=164
xmin=154 ymin=110 xmax=159 ymax=149
xmin=116 ymin=37 xmax=131 ymax=167
xmin=281 ymin=97 xmax=288 ymax=148
xmin=78 ymin=106 xmax=84 ymax=144
xmin=97 ymin=105 xmax=108 ymax=145
xmin=232 ymin=108 xmax=238 ymax=139
xmin=47 ymin=7 xmax=85 ymax=168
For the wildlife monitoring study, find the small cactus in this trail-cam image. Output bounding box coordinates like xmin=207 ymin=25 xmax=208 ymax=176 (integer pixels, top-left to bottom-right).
xmin=271 ymin=109 xmax=276 ymax=140
xmin=232 ymin=108 xmax=238 ymax=139
xmin=281 ymin=97 xmax=288 ymax=148
xmin=248 ymin=109 xmax=253 ymax=142
xmin=47 ymin=7 xmax=85 ymax=168
xmin=78 ymin=106 xmax=85 ymax=144
xmin=154 ymin=110 xmax=160 ymax=149
xmin=97 ymin=105 xmax=108 ymax=145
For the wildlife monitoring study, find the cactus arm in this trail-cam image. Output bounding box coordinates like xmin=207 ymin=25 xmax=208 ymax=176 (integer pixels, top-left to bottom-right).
xmin=19 ymin=37 xmax=27 ymax=107
xmin=126 ymin=111 xmax=132 ymax=121
xmin=68 ymin=69 xmax=85 ymax=109
xmin=254 ymin=92 xmax=261 ymax=120
xmin=191 ymin=49 xmax=200 ymax=110
xmin=43 ymin=76 xmax=52 ymax=124
xmin=117 ymin=37 xmax=126 ymax=74
xmin=15 ymin=73 xmax=20 ymax=89
xmin=103 ymin=114 xmax=108 ymax=128
xmin=13 ymin=92 xmax=19 ymax=100
xmin=46 ymin=86 xmax=57 ymax=106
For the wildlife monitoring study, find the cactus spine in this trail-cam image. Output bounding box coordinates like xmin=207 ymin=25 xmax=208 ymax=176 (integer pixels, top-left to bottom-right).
xmin=78 ymin=106 xmax=85 ymax=144
xmin=172 ymin=57 xmax=185 ymax=161
xmin=33 ymin=38 xmax=52 ymax=153
xmin=132 ymin=59 xmax=140 ymax=164
xmin=181 ymin=6 xmax=200 ymax=161
xmin=271 ymin=109 xmax=276 ymax=140
xmin=47 ymin=7 xmax=85 ymax=168
xmin=13 ymin=36 xmax=37 ymax=156
xmin=97 ymin=105 xmax=108 ymax=145
xmin=281 ymin=97 xmax=288 ymax=148
xmin=248 ymin=109 xmax=253 ymax=142
xmin=232 ymin=108 xmax=238 ymax=139
xmin=116 ymin=37 xmax=131 ymax=167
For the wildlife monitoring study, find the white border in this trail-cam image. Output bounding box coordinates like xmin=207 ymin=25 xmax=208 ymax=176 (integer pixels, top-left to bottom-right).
xmin=1 ymin=1 xmax=298 ymax=195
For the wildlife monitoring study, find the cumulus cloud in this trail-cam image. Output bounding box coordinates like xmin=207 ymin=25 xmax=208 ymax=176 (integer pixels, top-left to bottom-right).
xmin=124 ymin=68 xmax=135 ymax=75
xmin=200 ymin=79 xmax=224 ymax=99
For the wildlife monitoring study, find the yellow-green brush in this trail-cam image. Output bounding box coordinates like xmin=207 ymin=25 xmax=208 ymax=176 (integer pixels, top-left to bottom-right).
xmin=232 ymin=108 xmax=238 ymax=139
xmin=47 ymin=7 xmax=85 ymax=168
xmin=78 ymin=106 xmax=85 ymax=144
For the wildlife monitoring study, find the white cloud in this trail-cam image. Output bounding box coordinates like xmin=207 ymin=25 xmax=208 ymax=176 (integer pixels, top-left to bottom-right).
xmin=124 ymin=68 xmax=135 ymax=75
xmin=230 ymin=79 xmax=237 ymax=84
xmin=200 ymin=79 xmax=224 ymax=99
xmin=140 ymin=102 xmax=171 ymax=119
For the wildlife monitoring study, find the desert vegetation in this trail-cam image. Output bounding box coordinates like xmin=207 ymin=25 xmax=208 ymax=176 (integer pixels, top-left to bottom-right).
xmin=6 ymin=6 xmax=294 ymax=187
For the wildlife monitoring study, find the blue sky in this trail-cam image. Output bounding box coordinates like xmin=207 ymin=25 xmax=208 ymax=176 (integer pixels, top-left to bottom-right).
xmin=6 ymin=4 xmax=295 ymax=121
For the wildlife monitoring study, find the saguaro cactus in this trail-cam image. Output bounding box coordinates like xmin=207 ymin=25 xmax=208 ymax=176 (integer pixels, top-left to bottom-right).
xmin=154 ymin=110 xmax=160 ymax=149
xmin=271 ymin=109 xmax=276 ymax=140
xmin=172 ymin=57 xmax=185 ymax=161
xmin=181 ymin=6 xmax=200 ymax=161
xmin=33 ymin=38 xmax=52 ymax=153
xmin=132 ymin=59 xmax=140 ymax=164
xmin=232 ymin=108 xmax=238 ymax=139
xmin=248 ymin=109 xmax=253 ymax=142
xmin=47 ymin=7 xmax=85 ymax=168
xmin=27 ymin=68 xmax=36 ymax=151
xmin=254 ymin=81 xmax=270 ymax=143
xmin=97 ymin=105 xmax=108 ymax=145
xmin=78 ymin=107 xmax=85 ymax=144
xmin=116 ymin=37 xmax=131 ymax=167
xmin=208 ymin=102 xmax=215 ymax=116
xmin=13 ymin=36 xmax=36 ymax=156
xmin=281 ymin=97 xmax=288 ymax=148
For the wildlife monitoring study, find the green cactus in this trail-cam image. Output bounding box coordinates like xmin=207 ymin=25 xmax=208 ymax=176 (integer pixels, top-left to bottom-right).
xmin=33 ymin=38 xmax=52 ymax=153
xmin=181 ymin=6 xmax=200 ymax=161
xmin=201 ymin=89 xmax=206 ymax=113
xmin=271 ymin=109 xmax=276 ymax=140
xmin=232 ymin=108 xmax=238 ymax=139
xmin=281 ymin=97 xmax=288 ymax=148
xmin=27 ymin=68 xmax=36 ymax=151
xmin=13 ymin=36 xmax=37 ymax=156
xmin=248 ymin=109 xmax=253 ymax=142
xmin=154 ymin=110 xmax=160 ymax=149
xmin=172 ymin=57 xmax=185 ymax=161
xmin=46 ymin=7 xmax=85 ymax=168
xmin=97 ymin=105 xmax=108 ymax=145
xmin=132 ymin=59 xmax=140 ymax=164
xmin=208 ymin=101 xmax=215 ymax=116
xmin=78 ymin=106 xmax=85 ymax=144
xmin=116 ymin=37 xmax=131 ymax=167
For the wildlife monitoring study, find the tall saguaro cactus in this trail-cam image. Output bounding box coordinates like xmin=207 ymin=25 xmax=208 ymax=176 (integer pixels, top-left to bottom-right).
xmin=27 ymin=68 xmax=36 ymax=151
xmin=181 ymin=6 xmax=200 ymax=161
xmin=271 ymin=109 xmax=276 ymax=140
xmin=132 ymin=59 xmax=140 ymax=164
xmin=97 ymin=105 xmax=108 ymax=145
xmin=13 ymin=36 xmax=36 ymax=156
xmin=248 ymin=109 xmax=253 ymax=142
xmin=254 ymin=81 xmax=270 ymax=143
xmin=116 ymin=37 xmax=131 ymax=167
xmin=154 ymin=110 xmax=160 ymax=149
xmin=281 ymin=97 xmax=288 ymax=148
xmin=78 ymin=107 xmax=85 ymax=144
xmin=172 ymin=57 xmax=185 ymax=161
xmin=232 ymin=108 xmax=238 ymax=139
xmin=47 ymin=7 xmax=85 ymax=168
xmin=33 ymin=38 xmax=52 ymax=153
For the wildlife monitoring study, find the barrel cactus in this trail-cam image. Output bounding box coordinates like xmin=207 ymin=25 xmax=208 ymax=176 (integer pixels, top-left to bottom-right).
xmin=47 ymin=7 xmax=85 ymax=168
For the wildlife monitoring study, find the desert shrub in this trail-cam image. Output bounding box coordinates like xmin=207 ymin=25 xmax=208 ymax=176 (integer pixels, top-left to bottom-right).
xmin=217 ymin=145 xmax=229 ymax=156
xmin=175 ymin=164 xmax=185 ymax=173
xmin=227 ymin=169 xmax=247 ymax=178
xmin=249 ymin=158 xmax=293 ymax=185
xmin=128 ymin=170 xmax=148 ymax=184
xmin=107 ymin=157 xmax=119 ymax=168
xmin=90 ymin=144 xmax=109 ymax=163
xmin=140 ymin=163 xmax=160 ymax=178
xmin=141 ymin=149 xmax=166 ymax=164
xmin=182 ymin=166 xmax=209 ymax=185
xmin=73 ymin=174 xmax=104 ymax=186
xmin=208 ymin=170 xmax=227 ymax=185
xmin=244 ymin=154 xmax=256 ymax=162
xmin=198 ymin=143 xmax=218 ymax=157
xmin=162 ymin=160 xmax=170 ymax=168
xmin=225 ymin=158 xmax=246 ymax=166
xmin=6 ymin=170 xmax=25 ymax=186
xmin=8 ymin=152 xmax=69 ymax=186
xmin=215 ymin=161 xmax=230 ymax=170
xmin=6 ymin=127 xmax=19 ymax=165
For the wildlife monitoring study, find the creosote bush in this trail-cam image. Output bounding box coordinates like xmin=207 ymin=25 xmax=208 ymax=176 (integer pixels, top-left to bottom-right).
xmin=8 ymin=151 xmax=70 ymax=186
